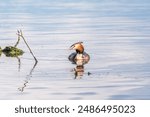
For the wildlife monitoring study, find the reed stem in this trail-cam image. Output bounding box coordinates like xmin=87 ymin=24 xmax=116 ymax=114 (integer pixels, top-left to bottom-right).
xmin=14 ymin=30 xmax=21 ymax=47
xmin=17 ymin=30 xmax=38 ymax=62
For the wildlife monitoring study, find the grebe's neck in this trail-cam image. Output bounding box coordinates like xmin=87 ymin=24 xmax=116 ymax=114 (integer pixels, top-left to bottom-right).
xmin=76 ymin=45 xmax=84 ymax=54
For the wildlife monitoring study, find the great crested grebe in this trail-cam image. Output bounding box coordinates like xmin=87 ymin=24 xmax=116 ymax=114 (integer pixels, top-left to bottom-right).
xmin=68 ymin=42 xmax=90 ymax=64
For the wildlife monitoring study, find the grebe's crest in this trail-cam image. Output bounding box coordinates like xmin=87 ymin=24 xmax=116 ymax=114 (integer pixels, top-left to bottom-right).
xmin=70 ymin=42 xmax=83 ymax=49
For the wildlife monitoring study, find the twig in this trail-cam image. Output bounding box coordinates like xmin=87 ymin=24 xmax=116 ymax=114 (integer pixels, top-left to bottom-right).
xmin=17 ymin=30 xmax=38 ymax=62
xmin=14 ymin=30 xmax=21 ymax=47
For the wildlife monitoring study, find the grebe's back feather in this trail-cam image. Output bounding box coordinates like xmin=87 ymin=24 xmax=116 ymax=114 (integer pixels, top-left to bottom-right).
xmin=68 ymin=52 xmax=77 ymax=62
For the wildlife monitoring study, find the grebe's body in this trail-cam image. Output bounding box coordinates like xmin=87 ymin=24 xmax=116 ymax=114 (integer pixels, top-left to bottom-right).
xmin=68 ymin=42 xmax=90 ymax=64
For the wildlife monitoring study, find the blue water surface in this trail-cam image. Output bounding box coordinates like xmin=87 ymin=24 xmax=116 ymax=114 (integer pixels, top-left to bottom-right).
xmin=0 ymin=0 xmax=150 ymax=99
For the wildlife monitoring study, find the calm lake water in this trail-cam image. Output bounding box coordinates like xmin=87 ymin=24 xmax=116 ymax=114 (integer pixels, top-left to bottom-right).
xmin=0 ymin=0 xmax=150 ymax=99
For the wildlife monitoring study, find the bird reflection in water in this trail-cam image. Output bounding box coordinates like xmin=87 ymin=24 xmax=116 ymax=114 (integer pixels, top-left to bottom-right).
xmin=72 ymin=60 xmax=85 ymax=79
xmin=68 ymin=42 xmax=90 ymax=79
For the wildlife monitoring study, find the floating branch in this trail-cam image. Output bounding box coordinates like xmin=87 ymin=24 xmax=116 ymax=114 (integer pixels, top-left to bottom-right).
xmin=14 ymin=30 xmax=21 ymax=47
xmin=17 ymin=30 xmax=38 ymax=63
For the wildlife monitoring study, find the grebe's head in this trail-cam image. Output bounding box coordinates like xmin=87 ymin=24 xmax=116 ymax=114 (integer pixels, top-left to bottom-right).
xmin=69 ymin=42 xmax=84 ymax=54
